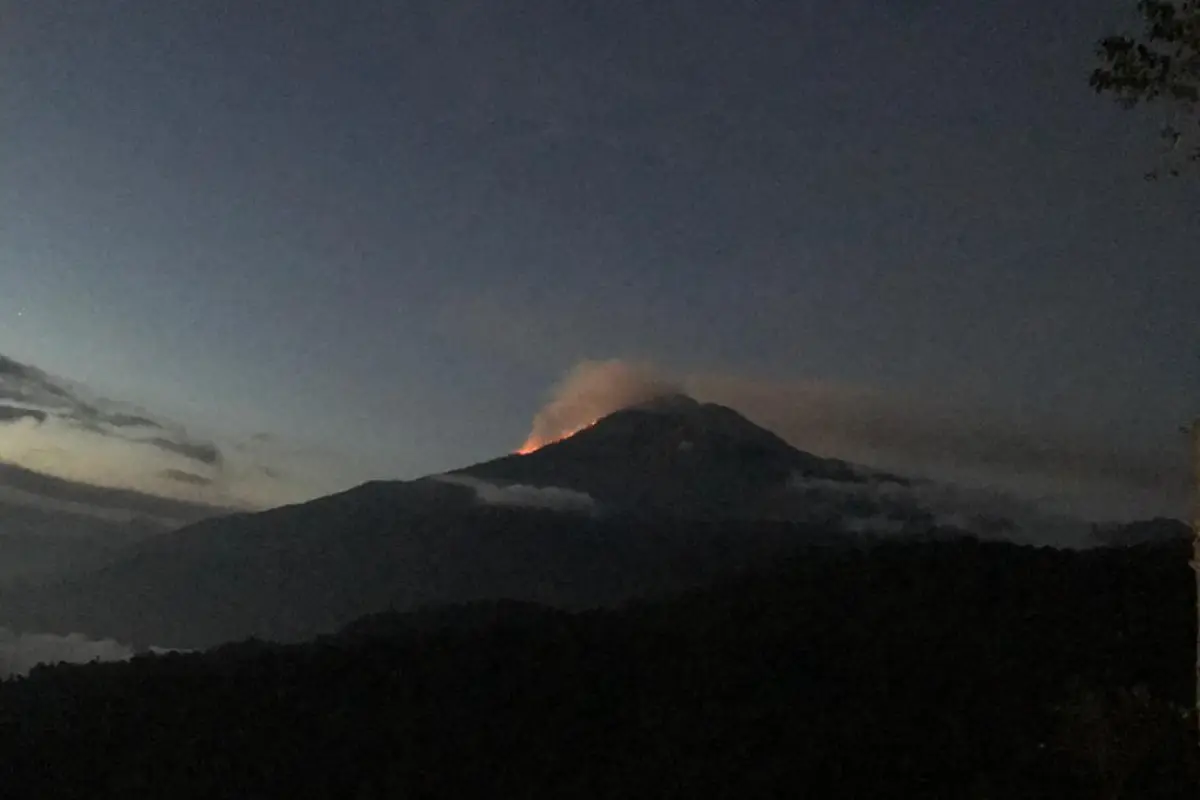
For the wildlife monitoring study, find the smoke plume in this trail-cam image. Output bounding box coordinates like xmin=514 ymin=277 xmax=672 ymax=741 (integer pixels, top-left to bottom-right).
xmin=519 ymin=360 xmax=681 ymax=452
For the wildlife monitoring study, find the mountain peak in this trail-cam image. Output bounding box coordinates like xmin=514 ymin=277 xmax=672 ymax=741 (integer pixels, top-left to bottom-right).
xmin=585 ymin=394 xmax=795 ymax=456
xmin=458 ymin=395 xmax=862 ymax=517
xmin=625 ymin=393 xmax=703 ymax=415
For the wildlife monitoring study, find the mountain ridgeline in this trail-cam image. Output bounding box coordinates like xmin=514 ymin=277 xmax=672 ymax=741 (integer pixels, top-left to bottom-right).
xmin=0 ymin=397 xmax=937 ymax=649
xmin=1 ymin=537 xmax=1195 ymax=798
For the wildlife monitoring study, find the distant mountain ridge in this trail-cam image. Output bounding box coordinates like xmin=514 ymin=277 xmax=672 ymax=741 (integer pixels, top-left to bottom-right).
xmin=3 ymin=537 xmax=1194 ymax=798
xmin=0 ymin=501 xmax=164 ymax=586
xmin=0 ymin=396 xmax=1056 ymax=649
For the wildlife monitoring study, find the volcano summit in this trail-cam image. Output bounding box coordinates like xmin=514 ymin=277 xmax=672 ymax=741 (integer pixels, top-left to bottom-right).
xmin=459 ymin=393 xmax=893 ymax=518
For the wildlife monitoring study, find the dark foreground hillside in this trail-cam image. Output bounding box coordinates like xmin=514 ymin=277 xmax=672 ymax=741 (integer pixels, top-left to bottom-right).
xmin=1 ymin=538 xmax=1196 ymax=798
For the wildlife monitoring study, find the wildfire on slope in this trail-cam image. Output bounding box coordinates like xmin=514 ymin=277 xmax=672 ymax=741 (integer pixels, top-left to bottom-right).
xmin=513 ymin=360 xmax=681 ymax=456
xmin=516 ymin=421 xmax=598 ymax=455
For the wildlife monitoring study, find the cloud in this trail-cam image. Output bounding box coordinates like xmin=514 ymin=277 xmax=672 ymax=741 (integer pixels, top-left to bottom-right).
xmin=146 ymin=437 xmax=223 ymax=467
xmin=0 ymin=354 xmax=74 ymax=409
xmin=0 ymin=629 xmax=134 ymax=678
xmin=787 ymin=473 xmax=1091 ymax=547
xmin=518 ymin=359 xmax=1184 ymax=520
xmin=103 ymin=413 xmax=164 ymax=430
xmin=0 ymin=405 xmax=47 ymax=424
xmin=432 ymin=474 xmax=597 ymax=512
xmin=0 ymin=352 xmax=223 ymax=465
xmin=0 ymin=354 xmax=38 ymax=380
xmin=0 ymin=461 xmax=230 ymax=525
xmin=160 ymin=469 xmax=213 ymax=487
xmin=0 ymin=353 xmax=376 ymax=513
xmin=147 ymin=646 xmax=193 ymax=656
xmin=0 ymin=352 xmax=302 ymax=510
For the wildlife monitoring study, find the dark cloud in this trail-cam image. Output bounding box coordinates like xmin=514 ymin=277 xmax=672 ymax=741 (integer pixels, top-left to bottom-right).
xmin=0 ymin=355 xmax=37 ymax=381
xmin=71 ymin=402 xmax=170 ymax=432
xmin=104 ymin=413 xmax=164 ymax=429
xmin=0 ymin=353 xmax=154 ymax=428
xmin=0 ymin=352 xmax=310 ymax=509
xmin=259 ymin=464 xmax=284 ymax=480
xmin=0 ymin=461 xmax=232 ymax=522
xmin=160 ymin=469 xmax=213 ymax=487
xmin=0 ymin=405 xmax=47 ymax=425
xmin=0 ymin=352 xmax=224 ymax=474
xmin=0 ymin=356 xmax=73 ymax=411
xmin=147 ymin=437 xmax=223 ymax=467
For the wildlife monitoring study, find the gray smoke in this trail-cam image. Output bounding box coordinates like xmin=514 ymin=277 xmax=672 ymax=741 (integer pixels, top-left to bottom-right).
xmin=520 ymin=360 xmax=680 ymax=451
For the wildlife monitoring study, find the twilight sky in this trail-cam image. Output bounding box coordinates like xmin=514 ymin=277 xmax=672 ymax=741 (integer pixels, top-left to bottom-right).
xmin=1 ymin=0 xmax=1197 ymax=520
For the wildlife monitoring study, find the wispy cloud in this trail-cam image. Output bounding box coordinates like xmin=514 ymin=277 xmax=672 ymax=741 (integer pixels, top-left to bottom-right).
xmin=146 ymin=437 xmax=222 ymax=467
xmin=432 ymin=473 xmax=597 ymax=513
xmin=0 ymin=405 xmax=47 ymax=424
xmin=0 ymin=461 xmax=226 ymax=525
xmin=0 ymin=352 xmax=312 ymax=513
xmin=0 ymin=353 xmax=222 ymax=465
xmin=103 ymin=413 xmax=163 ymax=430
xmin=160 ymin=469 xmax=214 ymax=488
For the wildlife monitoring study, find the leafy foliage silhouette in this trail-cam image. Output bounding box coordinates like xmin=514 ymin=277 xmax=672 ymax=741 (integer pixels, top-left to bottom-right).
xmin=1092 ymin=1 xmax=1200 ymax=176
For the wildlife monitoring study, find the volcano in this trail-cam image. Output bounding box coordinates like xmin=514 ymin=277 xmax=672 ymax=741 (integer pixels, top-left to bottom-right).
xmin=457 ymin=393 xmax=883 ymax=518
xmin=0 ymin=394 xmax=921 ymax=650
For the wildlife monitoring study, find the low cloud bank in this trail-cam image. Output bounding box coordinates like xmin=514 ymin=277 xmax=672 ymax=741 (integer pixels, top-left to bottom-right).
xmin=433 ymin=474 xmax=597 ymax=513
xmin=788 ymin=473 xmax=1091 ymax=547
xmin=0 ymin=629 xmax=134 ymax=678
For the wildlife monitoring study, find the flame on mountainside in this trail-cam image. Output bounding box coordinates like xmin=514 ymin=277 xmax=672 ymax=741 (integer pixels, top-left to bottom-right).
xmin=514 ymin=360 xmax=682 ymax=456
xmin=516 ymin=421 xmax=598 ymax=455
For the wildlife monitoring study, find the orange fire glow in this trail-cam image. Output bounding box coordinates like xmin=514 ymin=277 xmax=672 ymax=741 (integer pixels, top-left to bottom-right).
xmin=515 ymin=421 xmax=598 ymax=455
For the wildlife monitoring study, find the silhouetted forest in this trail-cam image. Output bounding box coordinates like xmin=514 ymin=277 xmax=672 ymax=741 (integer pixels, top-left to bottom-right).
xmin=1 ymin=537 xmax=1196 ymax=798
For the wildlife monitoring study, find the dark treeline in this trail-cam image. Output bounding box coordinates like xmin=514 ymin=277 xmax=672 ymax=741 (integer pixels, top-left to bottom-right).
xmin=0 ymin=537 xmax=1196 ymax=798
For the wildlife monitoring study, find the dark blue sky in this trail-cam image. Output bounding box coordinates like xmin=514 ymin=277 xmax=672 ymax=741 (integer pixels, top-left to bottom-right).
xmin=1 ymin=0 xmax=1197 ymax=517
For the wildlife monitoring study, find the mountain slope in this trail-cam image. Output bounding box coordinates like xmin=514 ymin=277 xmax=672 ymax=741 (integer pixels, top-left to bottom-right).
xmin=0 ymin=502 xmax=164 ymax=585
xmin=0 ymin=479 xmax=850 ymax=648
xmin=0 ymin=398 xmax=929 ymax=648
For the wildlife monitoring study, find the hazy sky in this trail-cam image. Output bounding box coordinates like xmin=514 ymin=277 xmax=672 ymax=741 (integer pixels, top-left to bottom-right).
xmin=1 ymin=1 xmax=1197 ymax=518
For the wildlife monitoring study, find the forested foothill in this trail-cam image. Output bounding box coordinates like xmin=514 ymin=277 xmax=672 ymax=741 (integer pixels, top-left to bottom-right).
xmin=1 ymin=535 xmax=1195 ymax=798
